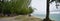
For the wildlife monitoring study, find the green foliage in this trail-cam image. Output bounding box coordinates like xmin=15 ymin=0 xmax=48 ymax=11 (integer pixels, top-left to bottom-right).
xmin=29 ymin=7 xmax=33 ymax=14
xmin=0 ymin=0 xmax=33 ymax=15
xmin=17 ymin=7 xmax=33 ymax=15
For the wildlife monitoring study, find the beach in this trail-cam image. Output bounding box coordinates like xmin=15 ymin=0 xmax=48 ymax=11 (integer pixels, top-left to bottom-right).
xmin=0 ymin=15 xmax=42 ymax=21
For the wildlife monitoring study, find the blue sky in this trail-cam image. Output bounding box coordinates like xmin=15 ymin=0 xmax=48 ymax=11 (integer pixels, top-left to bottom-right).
xmin=31 ymin=0 xmax=60 ymax=14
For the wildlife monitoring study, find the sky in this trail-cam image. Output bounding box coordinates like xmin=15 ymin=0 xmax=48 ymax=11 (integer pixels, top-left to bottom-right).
xmin=31 ymin=0 xmax=60 ymax=14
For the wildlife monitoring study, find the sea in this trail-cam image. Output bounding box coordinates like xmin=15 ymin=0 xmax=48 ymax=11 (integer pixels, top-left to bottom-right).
xmin=31 ymin=14 xmax=60 ymax=21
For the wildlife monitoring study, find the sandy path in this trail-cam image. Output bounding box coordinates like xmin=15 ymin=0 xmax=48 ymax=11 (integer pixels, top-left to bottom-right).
xmin=0 ymin=15 xmax=42 ymax=21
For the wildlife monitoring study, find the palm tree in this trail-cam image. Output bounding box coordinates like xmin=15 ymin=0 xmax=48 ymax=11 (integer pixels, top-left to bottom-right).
xmin=43 ymin=0 xmax=60 ymax=21
xmin=43 ymin=0 xmax=51 ymax=21
xmin=50 ymin=0 xmax=60 ymax=9
xmin=50 ymin=0 xmax=60 ymax=2
xmin=55 ymin=0 xmax=60 ymax=9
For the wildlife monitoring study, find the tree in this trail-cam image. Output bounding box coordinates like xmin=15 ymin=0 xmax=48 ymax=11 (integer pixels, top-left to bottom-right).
xmin=43 ymin=0 xmax=51 ymax=21
xmin=14 ymin=0 xmax=33 ymax=15
xmin=0 ymin=1 xmax=2 ymax=13
xmin=28 ymin=7 xmax=34 ymax=17
xmin=43 ymin=0 xmax=60 ymax=21
xmin=0 ymin=0 xmax=5 ymax=16
xmin=50 ymin=0 xmax=60 ymax=9
xmin=0 ymin=0 xmax=33 ymax=16
xmin=50 ymin=0 xmax=60 ymax=2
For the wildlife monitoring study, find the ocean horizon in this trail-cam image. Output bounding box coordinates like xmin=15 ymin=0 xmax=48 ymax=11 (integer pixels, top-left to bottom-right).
xmin=31 ymin=14 xmax=60 ymax=21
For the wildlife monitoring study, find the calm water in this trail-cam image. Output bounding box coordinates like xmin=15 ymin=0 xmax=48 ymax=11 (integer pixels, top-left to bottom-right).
xmin=32 ymin=14 xmax=60 ymax=21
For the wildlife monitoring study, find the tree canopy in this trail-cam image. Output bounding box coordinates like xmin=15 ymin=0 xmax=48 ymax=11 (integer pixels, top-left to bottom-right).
xmin=0 ymin=0 xmax=33 ymax=15
xmin=50 ymin=0 xmax=60 ymax=3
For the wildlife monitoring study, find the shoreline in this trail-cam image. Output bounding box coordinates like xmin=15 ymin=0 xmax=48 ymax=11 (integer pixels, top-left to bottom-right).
xmin=0 ymin=15 xmax=42 ymax=21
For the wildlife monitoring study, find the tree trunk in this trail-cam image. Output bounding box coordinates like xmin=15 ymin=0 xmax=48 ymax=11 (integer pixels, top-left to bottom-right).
xmin=43 ymin=0 xmax=51 ymax=21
